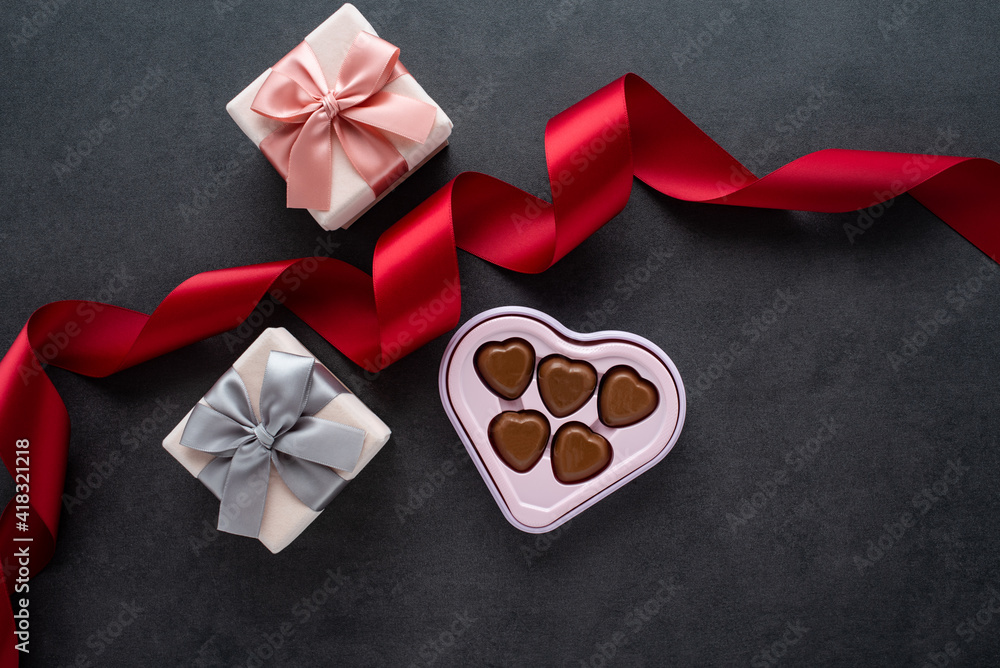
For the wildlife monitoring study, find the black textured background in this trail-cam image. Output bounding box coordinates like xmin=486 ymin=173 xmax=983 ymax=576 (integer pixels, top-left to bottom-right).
xmin=2 ymin=1 xmax=1000 ymax=666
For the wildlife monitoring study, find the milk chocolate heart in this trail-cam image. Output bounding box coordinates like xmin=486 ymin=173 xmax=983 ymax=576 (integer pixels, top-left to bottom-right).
xmin=488 ymin=410 xmax=550 ymax=472
xmin=537 ymin=355 xmax=597 ymax=417
xmin=598 ymin=366 xmax=659 ymax=427
xmin=475 ymin=338 xmax=535 ymax=399
xmin=552 ymin=423 xmax=612 ymax=484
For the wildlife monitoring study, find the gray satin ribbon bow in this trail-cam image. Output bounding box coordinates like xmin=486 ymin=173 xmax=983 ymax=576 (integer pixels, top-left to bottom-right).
xmin=180 ymin=350 xmax=366 ymax=538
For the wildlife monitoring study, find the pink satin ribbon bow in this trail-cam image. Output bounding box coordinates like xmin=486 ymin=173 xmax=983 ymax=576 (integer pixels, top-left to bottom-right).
xmin=251 ymin=32 xmax=438 ymax=210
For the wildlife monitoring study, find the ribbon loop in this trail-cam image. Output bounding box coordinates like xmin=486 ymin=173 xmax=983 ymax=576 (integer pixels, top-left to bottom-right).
xmin=251 ymin=33 xmax=438 ymax=210
xmin=201 ymin=367 xmax=257 ymax=429
xmin=258 ymin=351 xmax=315 ymax=438
xmin=275 ymin=417 xmax=365 ymax=471
xmin=180 ymin=351 xmax=366 ymax=538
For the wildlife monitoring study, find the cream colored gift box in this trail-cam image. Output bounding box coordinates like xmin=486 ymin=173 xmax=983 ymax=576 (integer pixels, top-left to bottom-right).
xmin=226 ymin=3 xmax=453 ymax=230
xmin=162 ymin=327 xmax=391 ymax=553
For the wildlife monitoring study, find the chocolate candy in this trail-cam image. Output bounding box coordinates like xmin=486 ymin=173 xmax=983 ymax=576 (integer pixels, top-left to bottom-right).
xmin=475 ymin=338 xmax=535 ymax=399
xmin=475 ymin=341 xmax=661 ymax=482
xmin=551 ymin=422 xmax=612 ymax=483
xmin=598 ymin=365 xmax=659 ymax=427
xmin=489 ymin=410 xmax=550 ymax=472
xmin=537 ymin=355 xmax=597 ymax=417
xmin=440 ymin=306 xmax=685 ymax=533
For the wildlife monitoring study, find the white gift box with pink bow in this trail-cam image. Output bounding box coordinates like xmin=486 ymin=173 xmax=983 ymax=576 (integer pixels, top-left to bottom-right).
xmin=227 ymin=3 xmax=453 ymax=230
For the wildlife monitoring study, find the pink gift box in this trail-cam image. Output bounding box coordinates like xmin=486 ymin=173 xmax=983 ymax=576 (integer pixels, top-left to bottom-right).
xmin=226 ymin=3 xmax=453 ymax=230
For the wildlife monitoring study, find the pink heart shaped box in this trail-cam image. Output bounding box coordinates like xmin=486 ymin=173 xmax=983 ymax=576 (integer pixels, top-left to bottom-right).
xmin=438 ymin=306 xmax=686 ymax=533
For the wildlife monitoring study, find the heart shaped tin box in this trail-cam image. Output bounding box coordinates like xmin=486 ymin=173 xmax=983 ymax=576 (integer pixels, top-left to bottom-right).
xmin=438 ymin=306 xmax=686 ymax=533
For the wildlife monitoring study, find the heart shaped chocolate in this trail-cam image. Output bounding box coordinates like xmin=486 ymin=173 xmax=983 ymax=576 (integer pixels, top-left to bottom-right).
xmin=552 ymin=422 xmax=612 ymax=484
xmin=598 ymin=366 xmax=659 ymax=427
xmin=488 ymin=410 xmax=550 ymax=472
xmin=475 ymin=338 xmax=535 ymax=400
xmin=537 ymin=355 xmax=597 ymax=417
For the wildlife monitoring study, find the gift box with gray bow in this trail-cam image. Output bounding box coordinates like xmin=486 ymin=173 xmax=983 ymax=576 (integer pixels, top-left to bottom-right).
xmin=163 ymin=327 xmax=391 ymax=553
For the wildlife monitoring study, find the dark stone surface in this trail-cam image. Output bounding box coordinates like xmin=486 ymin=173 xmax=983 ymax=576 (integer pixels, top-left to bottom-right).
xmin=1 ymin=0 xmax=999 ymax=665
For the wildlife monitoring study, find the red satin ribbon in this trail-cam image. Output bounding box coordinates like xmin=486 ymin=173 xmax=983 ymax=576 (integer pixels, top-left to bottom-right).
xmin=2 ymin=73 xmax=997 ymax=664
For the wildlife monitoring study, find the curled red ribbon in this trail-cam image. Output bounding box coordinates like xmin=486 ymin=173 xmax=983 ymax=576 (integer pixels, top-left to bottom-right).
xmin=1 ymin=73 xmax=998 ymax=664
